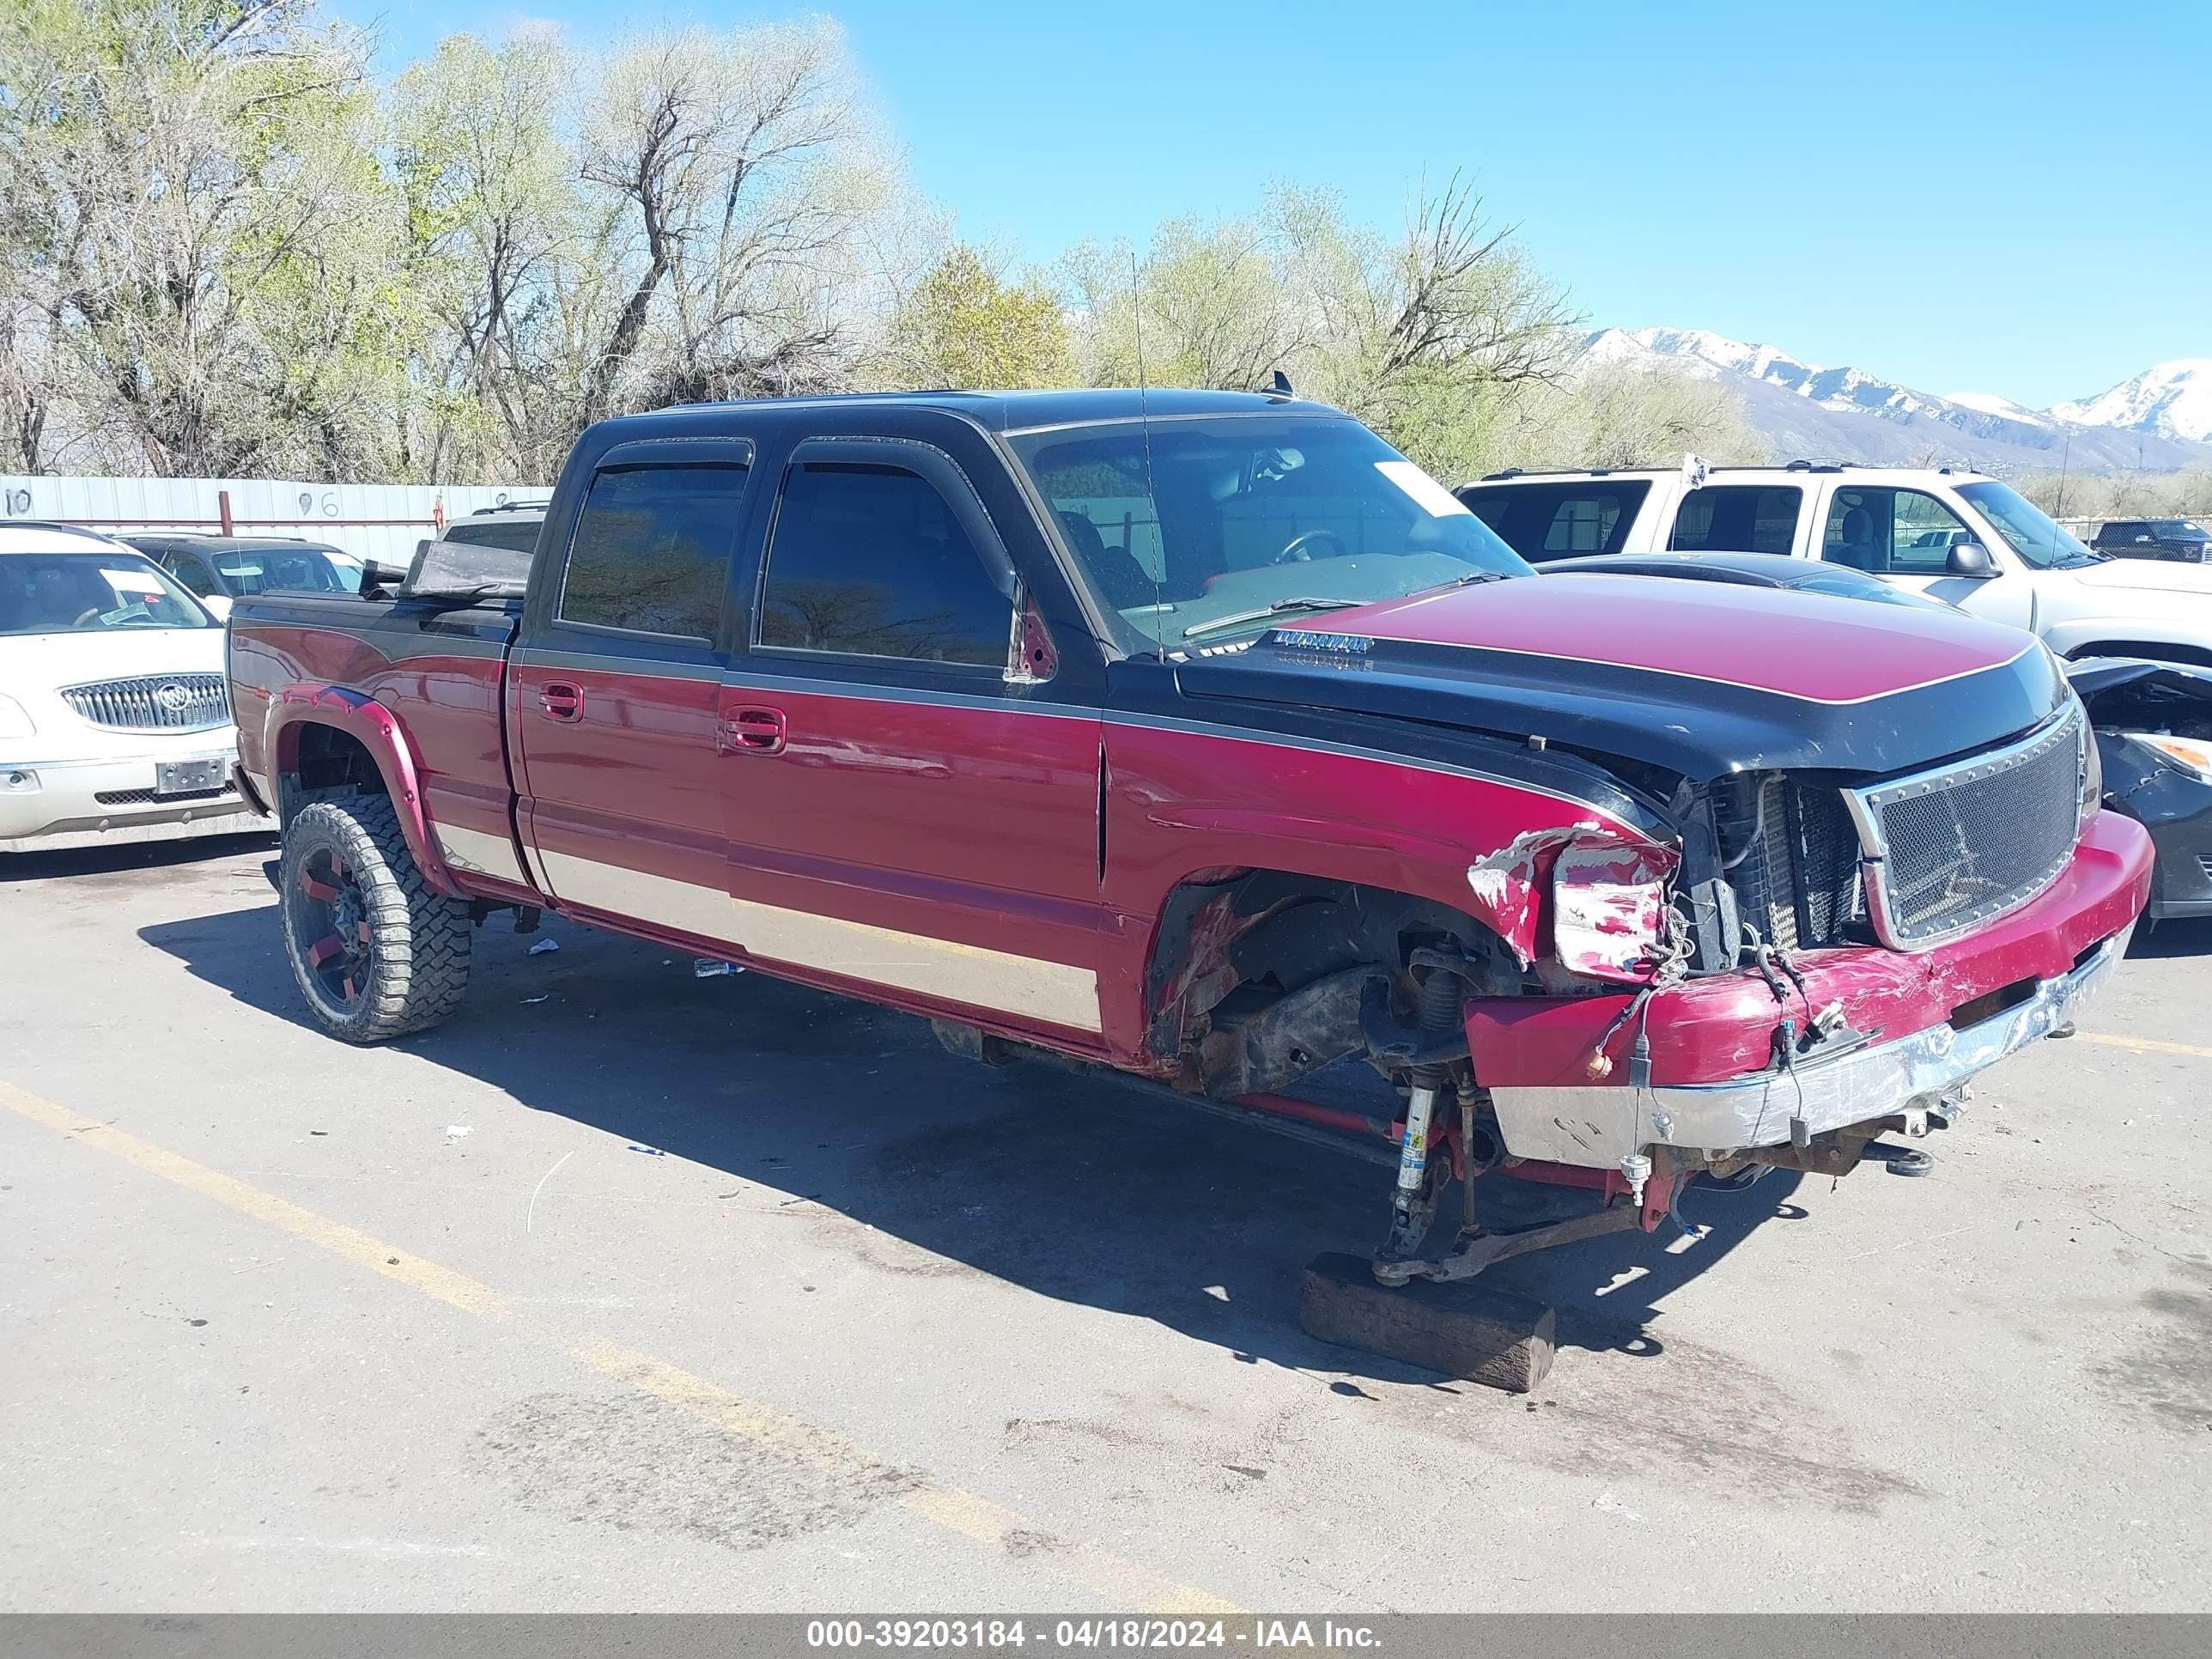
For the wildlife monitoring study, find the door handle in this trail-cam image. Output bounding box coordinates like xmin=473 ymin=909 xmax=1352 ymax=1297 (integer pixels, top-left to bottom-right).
xmin=539 ymin=682 xmax=584 ymax=722
xmin=719 ymin=706 xmax=786 ymax=756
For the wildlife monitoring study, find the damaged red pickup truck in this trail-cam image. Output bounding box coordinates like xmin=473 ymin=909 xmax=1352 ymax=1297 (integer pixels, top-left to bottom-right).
xmin=226 ymin=390 xmax=2150 ymax=1285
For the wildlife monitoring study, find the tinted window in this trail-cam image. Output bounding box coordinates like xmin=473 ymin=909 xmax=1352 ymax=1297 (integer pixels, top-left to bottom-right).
xmin=164 ymin=553 xmax=221 ymax=597
xmin=1670 ymin=485 xmax=1802 ymax=554
xmin=1458 ymin=481 xmax=1650 ymax=562
xmin=758 ymin=462 xmax=1012 ymax=666
xmin=1820 ymin=487 xmax=1971 ymax=574
xmin=445 ymin=520 xmax=544 ymax=554
xmin=559 ymin=465 xmax=745 ymax=637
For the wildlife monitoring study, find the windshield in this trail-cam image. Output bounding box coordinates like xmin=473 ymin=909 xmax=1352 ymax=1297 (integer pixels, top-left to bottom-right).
xmin=1006 ymin=416 xmax=1532 ymax=651
xmin=212 ymin=545 xmax=353 ymax=594
xmin=0 ymin=552 xmax=212 ymax=635
xmin=1955 ymin=482 xmax=2100 ymax=569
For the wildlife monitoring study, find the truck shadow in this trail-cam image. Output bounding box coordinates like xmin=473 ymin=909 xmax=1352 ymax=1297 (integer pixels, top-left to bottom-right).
xmin=2130 ymin=916 xmax=2212 ymax=958
xmin=140 ymin=892 xmax=1807 ymax=1383
xmin=0 ymin=831 xmax=276 ymax=884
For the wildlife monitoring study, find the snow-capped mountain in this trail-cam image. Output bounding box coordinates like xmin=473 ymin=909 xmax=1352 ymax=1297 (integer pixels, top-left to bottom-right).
xmin=2051 ymin=359 xmax=2212 ymax=444
xmin=1583 ymin=327 xmax=2212 ymax=473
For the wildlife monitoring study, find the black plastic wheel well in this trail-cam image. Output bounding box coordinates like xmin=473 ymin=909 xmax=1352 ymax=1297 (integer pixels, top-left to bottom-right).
xmin=280 ymin=724 xmax=387 ymax=822
xmin=1144 ymin=870 xmax=1509 ymax=1060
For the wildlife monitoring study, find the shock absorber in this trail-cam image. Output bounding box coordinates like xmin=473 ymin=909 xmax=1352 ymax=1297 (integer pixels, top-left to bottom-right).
xmin=1377 ymin=963 xmax=1466 ymax=1266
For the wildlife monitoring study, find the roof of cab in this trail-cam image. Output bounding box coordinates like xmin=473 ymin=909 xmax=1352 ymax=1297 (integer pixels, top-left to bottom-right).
xmin=641 ymin=386 xmax=1340 ymax=434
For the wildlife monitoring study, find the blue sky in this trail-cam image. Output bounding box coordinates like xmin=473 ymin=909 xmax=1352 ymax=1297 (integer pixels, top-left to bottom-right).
xmin=344 ymin=0 xmax=2209 ymax=408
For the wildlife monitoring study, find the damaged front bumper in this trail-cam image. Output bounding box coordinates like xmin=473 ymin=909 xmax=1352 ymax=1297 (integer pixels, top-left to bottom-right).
xmin=1488 ymin=921 xmax=2130 ymax=1166
xmin=1467 ymin=810 xmax=2153 ymax=1170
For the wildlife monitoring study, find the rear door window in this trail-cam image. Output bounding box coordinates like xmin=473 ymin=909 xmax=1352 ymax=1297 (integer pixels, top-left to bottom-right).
xmin=1669 ymin=485 xmax=1803 ymax=554
xmin=757 ymin=461 xmax=1013 ymax=667
xmin=1457 ymin=481 xmax=1650 ymax=562
xmin=557 ymin=465 xmax=748 ymax=639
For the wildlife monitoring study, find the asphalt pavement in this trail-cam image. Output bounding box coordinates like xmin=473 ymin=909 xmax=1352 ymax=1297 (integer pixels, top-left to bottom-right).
xmin=3 ymin=835 xmax=2208 ymax=1612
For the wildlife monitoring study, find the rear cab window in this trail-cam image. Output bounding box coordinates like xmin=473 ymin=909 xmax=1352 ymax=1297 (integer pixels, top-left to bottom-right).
xmin=1669 ymin=485 xmax=1802 ymax=554
xmin=443 ymin=520 xmax=544 ymax=554
xmin=1456 ymin=480 xmax=1650 ymax=562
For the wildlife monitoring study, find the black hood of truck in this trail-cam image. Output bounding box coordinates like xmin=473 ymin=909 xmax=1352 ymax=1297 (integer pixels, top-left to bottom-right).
xmin=1171 ymin=576 xmax=2068 ymax=782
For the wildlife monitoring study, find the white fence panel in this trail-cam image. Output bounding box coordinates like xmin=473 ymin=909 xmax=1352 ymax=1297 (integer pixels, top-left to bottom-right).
xmin=0 ymin=474 xmax=550 ymax=570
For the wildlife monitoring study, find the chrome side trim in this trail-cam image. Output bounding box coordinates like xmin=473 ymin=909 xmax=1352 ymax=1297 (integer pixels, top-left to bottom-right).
xmin=1487 ymin=921 xmax=2133 ymax=1169
xmin=434 ymin=821 xmax=527 ymax=884
xmin=533 ymin=852 xmax=1103 ymax=1033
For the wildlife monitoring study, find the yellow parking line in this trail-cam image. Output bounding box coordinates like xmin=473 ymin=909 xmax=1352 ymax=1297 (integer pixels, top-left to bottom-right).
xmin=1 ymin=1080 xmax=1239 ymax=1615
xmin=2072 ymin=1031 xmax=2212 ymax=1060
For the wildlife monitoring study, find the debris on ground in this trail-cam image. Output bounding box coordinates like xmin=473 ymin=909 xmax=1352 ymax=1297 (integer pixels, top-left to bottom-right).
xmin=445 ymin=1125 xmax=472 ymax=1140
xmin=520 ymin=994 xmax=550 ymax=1005
xmin=527 ymin=938 xmax=560 ymax=956
xmin=626 ymin=1143 xmax=666 ymax=1157
xmin=693 ymin=958 xmax=744 ymax=978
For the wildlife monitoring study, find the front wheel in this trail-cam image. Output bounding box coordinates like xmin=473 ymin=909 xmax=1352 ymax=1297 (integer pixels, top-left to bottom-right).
xmin=279 ymin=796 xmax=471 ymax=1042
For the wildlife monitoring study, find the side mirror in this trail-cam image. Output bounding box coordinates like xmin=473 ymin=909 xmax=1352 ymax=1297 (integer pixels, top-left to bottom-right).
xmin=1946 ymin=540 xmax=1996 ymax=578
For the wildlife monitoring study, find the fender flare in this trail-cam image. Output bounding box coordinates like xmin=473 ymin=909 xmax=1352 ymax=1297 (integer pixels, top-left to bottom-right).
xmin=267 ymin=685 xmax=465 ymax=898
xmin=2044 ymin=618 xmax=2212 ymax=665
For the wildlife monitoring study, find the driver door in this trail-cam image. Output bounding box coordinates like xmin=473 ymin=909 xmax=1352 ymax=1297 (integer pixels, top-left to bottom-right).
xmin=719 ymin=433 xmax=1109 ymax=1043
xmin=1817 ymin=483 xmax=2035 ymax=629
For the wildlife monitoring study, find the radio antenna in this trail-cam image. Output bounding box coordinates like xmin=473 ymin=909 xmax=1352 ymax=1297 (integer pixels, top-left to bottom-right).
xmin=1129 ymin=248 xmax=1164 ymax=637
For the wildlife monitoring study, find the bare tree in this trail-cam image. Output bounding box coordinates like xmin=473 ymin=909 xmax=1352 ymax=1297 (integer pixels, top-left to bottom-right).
xmin=574 ymin=21 xmax=900 ymax=426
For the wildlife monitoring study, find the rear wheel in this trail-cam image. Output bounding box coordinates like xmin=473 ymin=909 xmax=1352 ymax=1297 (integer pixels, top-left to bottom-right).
xmin=280 ymin=796 xmax=471 ymax=1042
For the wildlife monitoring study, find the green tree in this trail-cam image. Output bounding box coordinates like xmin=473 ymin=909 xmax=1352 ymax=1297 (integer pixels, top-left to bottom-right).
xmin=884 ymin=245 xmax=1071 ymax=389
xmin=0 ymin=0 xmax=402 ymax=476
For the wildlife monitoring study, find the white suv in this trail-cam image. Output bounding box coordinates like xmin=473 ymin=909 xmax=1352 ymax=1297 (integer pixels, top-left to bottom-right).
xmin=1458 ymin=462 xmax=2212 ymax=665
xmin=1 ymin=523 xmax=268 ymax=853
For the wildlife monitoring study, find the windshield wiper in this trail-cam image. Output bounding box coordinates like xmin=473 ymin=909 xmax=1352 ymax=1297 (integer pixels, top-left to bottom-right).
xmin=1181 ymin=597 xmax=1366 ymax=640
xmin=1412 ymin=568 xmax=1514 ymax=594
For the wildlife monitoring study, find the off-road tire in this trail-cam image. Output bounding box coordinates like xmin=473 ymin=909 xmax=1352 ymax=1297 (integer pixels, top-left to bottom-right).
xmin=280 ymin=796 xmax=471 ymax=1042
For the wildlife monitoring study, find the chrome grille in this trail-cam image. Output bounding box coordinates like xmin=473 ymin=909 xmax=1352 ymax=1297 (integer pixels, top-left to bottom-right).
xmin=1848 ymin=706 xmax=2086 ymax=950
xmin=60 ymin=673 xmax=229 ymax=732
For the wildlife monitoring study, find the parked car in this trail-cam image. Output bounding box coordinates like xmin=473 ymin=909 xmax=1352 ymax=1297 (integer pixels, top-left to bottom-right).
xmin=2090 ymin=518 xmax=2211 ymax=563
xmin=2 ymin=522 xmax=267 ymax=852
xmin=1543 ymin=551 xmax=2212 ymax=923
xmin=1458 ymin=462 xmax=2212 ymax=667
xmin=1539 ymin=549 xmax=1939 ymax=607
xmin=2061 ymin=659 xmax=2212 ymax=921
xmin=123 ymin=532 xmax=362 ymax=619
xmin=225 ymin=391 xmax=2148 ymax=1287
